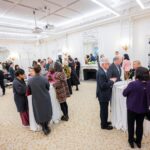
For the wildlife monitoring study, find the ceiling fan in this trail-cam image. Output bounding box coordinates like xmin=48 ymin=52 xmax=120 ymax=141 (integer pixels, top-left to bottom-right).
xmin=32 ymin=10 xmax=43 ymax=34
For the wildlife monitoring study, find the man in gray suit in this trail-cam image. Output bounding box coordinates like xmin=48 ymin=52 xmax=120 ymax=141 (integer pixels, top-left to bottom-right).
xmin=107 ymin=57 xmax=122 ymax=82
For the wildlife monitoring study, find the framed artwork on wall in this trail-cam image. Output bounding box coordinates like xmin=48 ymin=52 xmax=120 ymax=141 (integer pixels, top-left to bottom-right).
xmin=82 ymin=29 xmax=99 ymax=65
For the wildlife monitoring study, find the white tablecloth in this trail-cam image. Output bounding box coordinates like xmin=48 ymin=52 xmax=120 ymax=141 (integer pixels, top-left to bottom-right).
xmin=28 ymin=85 xmax=62 ymax=131
xmin=111 ymin=81 xmax=150 ymax=135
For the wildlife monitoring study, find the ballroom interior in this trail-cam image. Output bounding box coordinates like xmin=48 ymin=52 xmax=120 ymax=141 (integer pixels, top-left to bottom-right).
xmin=0 ymin=0 xmax=150 ymax=150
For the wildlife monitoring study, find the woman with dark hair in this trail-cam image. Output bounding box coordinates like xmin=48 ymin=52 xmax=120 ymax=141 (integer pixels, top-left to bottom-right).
xmin=32 ymin=61 xmax=37 ymax=67
xmin=74 ymin=58 xmax=80 ymax=79
xmin=122 ymin=54 xmax=131 ymax=80
xmin=13 ymin=69 xmax=29 ymax=126
xmin=54 ymin=62 xmax=70 ymax=121
xmin=27 ymin=65 xmax=52 ymax=135
xmin=123 ymin=67 xmax=150 ymax=148
xmin=63 ymin=62 xmax=72 ymax=95
xmin=15 ymin=65 xmax=20 ymax=71
xmin=124 ymin=54 xmax=130 ymax=60
xmin=46 ymin=65 xmax=62 ymax=123
xmin=68 ymin=56 xmax=80 ymax=91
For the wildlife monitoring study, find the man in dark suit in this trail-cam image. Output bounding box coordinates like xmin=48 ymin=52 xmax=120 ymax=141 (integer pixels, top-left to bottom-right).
xmin=108 ymin=57 xmax=122 ymax=82
xmin=96 ymin=58 xmax=116 ymax=130
xmin=9 ymin=63 xmax=15 ymax=81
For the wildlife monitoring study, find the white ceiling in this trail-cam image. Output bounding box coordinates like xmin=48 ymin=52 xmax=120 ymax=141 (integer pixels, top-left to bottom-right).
xmin=0 ymin=0 xmax=150 ymax=40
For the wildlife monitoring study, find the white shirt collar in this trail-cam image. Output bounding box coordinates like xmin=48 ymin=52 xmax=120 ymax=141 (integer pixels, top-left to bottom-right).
xmin=101 ymin=66 xmax=107 ymax=73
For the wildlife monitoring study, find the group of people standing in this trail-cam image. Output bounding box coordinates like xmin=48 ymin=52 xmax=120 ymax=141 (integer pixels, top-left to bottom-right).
xmin=0 ymin=62 xmax=20 ymax=96
xmin=12 ymin=55 xmax=80 ymax=135
xmin=96 ymin=51 xmax=150 ymax=148
xmin=2 ymin=51 xmax=150 ymax=148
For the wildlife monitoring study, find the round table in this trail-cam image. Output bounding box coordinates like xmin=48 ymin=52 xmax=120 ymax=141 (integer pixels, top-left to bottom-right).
xmin=28 ymin=85 xmax=62 ymax=131
xmin=111 ymin=81 xmax=150 ymax=136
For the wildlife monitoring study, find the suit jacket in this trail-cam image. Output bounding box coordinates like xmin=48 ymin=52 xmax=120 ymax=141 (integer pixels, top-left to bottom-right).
xmin=107 ymin=63 xmax=122 ymax=82
xmin=9 ymin=67 xmax=15 ymax=81
xmin=129 ymin=69 xmax=135 ymax=79
xmin=13 ymin=78 xmax=28 ymax=112
xmin=0 ymin=70 xmax=4 ymax=81
xmin=96 ymin=67 xmax=114 ymax=102
xmin=28 ymin=75 xmax=52 ymax=124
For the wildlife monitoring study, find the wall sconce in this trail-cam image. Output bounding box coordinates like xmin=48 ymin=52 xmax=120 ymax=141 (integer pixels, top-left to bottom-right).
xmin=122 ymin=44 xmax=129 ymax=51
xmin=121 ymin=39 xmax=129 ymax=51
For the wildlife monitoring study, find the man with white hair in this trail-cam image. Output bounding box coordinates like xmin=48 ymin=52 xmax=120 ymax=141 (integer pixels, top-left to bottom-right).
xmin=96 ymin=58 xmax=116 ymax=130
xmin=0 ymin=64 xmax=5 ymax=95
xmin=46 ymin=57 xmax=54 ymax=71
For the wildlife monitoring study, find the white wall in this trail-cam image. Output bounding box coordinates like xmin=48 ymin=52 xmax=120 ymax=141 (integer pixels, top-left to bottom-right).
xmin=99 ymin=22 xmax=121 ymax=62
xmin=0 ymin=40 xmax=38 ymax=72
xmin=44 ymin=17 xmax=150 ymax=67
xmin=132 ymin=16 xmax=150 ymax=67
xmin=1 ymin=15 xmax=150 ymax=70
xmin=43 ymin=21 xmax=131 ymax=65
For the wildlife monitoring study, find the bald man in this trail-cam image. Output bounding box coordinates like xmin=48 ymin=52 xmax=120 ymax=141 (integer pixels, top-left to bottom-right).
xmin=129 ymin=60 xmax=141 ymax=79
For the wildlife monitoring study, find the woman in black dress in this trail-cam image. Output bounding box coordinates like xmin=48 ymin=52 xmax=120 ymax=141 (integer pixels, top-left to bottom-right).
xmin=68 ymin=56 xmax=80 ymax=91
xmin=74 ymin=58 xmax=80 ymax=79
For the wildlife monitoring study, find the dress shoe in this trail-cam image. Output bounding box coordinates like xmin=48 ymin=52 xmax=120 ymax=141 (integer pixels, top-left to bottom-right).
xmin=136 ymin=143 xmax=141 ymax=149
xmin=61 ymin=116 xmax=65 ymax=120
xmin=101 ymin=126 xmax=113 ymax=130
xmin=61 ymin=115 xmax=69 ymax=121
xmin=134 ymin=140 xmax=141 ymax=149
xmin=43 ymin=127 xmax=51 ymax=135
xmin=107 ymin=121 xmax=112 ymax=126
xmin=76 ymin=88 xmax=79 ymax=91
xmin=129 ymin=142 xmax=134 ymax=148
xmin=65 ymin=115 xmax=69 ymax=121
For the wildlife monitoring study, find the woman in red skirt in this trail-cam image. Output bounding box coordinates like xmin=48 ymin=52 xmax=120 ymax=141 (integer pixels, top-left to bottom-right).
xmin=13 ymin=69 xmax=29 ymax=126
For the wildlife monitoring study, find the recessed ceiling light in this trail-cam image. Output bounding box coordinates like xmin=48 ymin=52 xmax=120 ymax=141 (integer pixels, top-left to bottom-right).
xmin=91 ymin=0 xmax=120 ymax=16
xmin=136 ymin=0 xmax=145 ymax=9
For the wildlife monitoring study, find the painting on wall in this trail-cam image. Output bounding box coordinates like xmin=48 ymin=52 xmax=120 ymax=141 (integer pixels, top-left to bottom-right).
xmin=82 ymin=29 xmax=99 ymax=65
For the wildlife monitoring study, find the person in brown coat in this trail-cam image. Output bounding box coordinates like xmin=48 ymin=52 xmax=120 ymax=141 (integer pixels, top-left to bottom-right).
xmin=53 ymin=62 xmax=70 ymax=121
